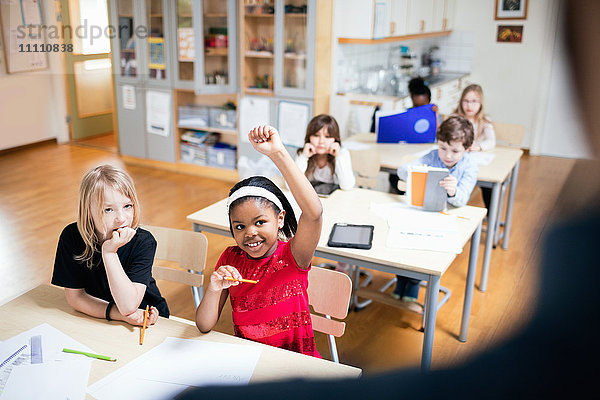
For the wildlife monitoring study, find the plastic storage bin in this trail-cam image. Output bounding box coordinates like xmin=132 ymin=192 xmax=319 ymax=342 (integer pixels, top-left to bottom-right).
xmin=209 ymin=107 xmax=236 ymax=130
xmin=178 ymin=105 xmax=210 ymax=129
xmin=180 ymin=142 xmax=208 ymax=166
xmin=207 ymin=143 xmax=237 ymax=169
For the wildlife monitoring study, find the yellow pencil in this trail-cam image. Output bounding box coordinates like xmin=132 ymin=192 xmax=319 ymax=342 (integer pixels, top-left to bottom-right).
xmin=439 ymin=211 xmax=469 ymax=220
xmin=224 ymin=277 xmax=259 ymax=284
xmin=139 ymin=305 xmax=149 ymax=345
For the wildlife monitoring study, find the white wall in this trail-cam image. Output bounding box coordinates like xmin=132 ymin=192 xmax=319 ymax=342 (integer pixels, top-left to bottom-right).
xmin=534 ymin=1 xmax=591 ymax=158
xmin=453 ymin=0 xmax=588 ymax=157
xmin=0 ymin=0 xmax=69 ymax=151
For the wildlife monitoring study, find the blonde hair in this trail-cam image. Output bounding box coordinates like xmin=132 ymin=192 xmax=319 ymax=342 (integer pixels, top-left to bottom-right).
xmin=455 ymin=84 xmax=491 ymax=139
xmin=75 ymin=165 xmax=141 ymax=268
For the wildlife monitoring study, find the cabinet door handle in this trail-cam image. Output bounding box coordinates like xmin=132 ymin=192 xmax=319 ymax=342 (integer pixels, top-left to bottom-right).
xmin=443 ymin=18 xmax=447 ymax=31
xmin=390 ymin=21 xmax=396 ymax=35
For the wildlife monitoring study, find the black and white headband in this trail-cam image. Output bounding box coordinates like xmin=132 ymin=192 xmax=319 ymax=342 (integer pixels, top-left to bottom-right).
xmin=226 ymin=186 xmax=284 ymax=213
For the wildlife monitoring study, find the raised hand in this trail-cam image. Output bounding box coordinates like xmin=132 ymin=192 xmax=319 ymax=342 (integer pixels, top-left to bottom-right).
xmin=248 ymin=125 xmax=285 ymax=156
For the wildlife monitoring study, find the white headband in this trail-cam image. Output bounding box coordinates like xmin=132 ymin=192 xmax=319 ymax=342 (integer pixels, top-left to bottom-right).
xmin=226 ymin=186 xmax=284 ymax=213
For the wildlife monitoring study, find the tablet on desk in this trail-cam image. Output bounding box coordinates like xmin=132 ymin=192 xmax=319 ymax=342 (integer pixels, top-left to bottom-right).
xmin=311 ymin=182 xmax=339 ymax=197
xmin=327 ymin=223 xmax=374 ymax=250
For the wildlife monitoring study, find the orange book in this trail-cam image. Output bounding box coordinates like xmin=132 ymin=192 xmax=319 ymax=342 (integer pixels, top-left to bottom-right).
xmin=407 ymin=166 xmax=449 ymax=211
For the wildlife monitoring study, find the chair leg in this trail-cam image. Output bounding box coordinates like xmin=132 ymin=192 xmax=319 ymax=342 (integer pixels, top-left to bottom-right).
xmin=326 ymin=316 xmax=340 ymax=363
xmin=350 ymin=265 xmax=372 ymax=310
xmin=494 ymin=180 xmax=508 ymax=247
xmin=189 ymin=269 xmax=204 ymax=309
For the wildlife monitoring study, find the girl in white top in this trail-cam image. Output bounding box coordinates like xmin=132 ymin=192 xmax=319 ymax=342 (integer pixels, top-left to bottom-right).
xmin=455 ymin=84 xmax=496 ymax=151
xmin=455 ymin=84 xmax=495 ymax=212
xmin=295 ymin=114 xmax=355 ymax=190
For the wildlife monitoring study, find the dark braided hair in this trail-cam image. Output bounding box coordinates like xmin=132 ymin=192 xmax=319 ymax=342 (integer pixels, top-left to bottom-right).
xmin=228 ymin=176 xmax=297 ymax=240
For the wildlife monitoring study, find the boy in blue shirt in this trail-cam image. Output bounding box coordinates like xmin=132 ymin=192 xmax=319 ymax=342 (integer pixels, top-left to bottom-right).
xmin=393 ymin=115 xmax=478 ymax=302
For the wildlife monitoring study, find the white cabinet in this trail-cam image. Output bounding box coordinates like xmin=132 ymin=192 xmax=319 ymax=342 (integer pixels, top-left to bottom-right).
xmin=406 ymin=0 xmax=434 ymax=35
xmin=390 ymin=0 xmax=408 ymax=37
xmin=336 ymin=0 xmax=390 ymax=39
xmin=338 ymin=0 xmax=453 ymax=39
xmin=432 ymin=0 xmax=455 ymax=32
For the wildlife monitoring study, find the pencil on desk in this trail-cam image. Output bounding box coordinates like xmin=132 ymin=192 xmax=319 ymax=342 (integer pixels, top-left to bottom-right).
xmin=62 ymin=348 xmax=116 ymax=362
xmin=439 ymin=211 xmax=469 ymax=220
xmin=140 ymin=305 xmax=149 ymax=345
xmin=224 ymin=277 xmax=259 ymax=284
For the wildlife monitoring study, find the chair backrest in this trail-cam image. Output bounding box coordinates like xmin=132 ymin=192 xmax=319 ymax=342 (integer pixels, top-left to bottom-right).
xmin=307 ymin=267 xmax=352 ymax=338
xmin=143 ymin=225 xmax=208 ymax=287
xmin=492 ymin=121 xmax=525 ymax=148
xmin=349 ymin=148 xmax=381 ymax=189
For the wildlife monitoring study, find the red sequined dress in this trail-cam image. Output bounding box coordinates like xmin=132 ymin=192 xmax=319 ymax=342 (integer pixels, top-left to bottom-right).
xmin=216 ymin=239 xmax=320 ymax=358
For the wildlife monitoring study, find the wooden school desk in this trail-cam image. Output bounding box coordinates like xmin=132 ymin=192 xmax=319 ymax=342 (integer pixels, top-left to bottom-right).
xmin=347 ymin=133 xmax=523 ymax=292
xmin=187 ymin=189 xmax=486 ymax=370
xmin=0 ymin=285 xmax=361 ymax=399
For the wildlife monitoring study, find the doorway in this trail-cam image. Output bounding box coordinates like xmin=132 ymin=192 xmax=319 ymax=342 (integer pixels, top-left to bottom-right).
xmin=61 ymin=0 xmax=116 ymax=151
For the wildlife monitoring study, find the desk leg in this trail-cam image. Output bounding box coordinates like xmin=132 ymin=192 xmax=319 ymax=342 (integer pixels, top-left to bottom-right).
xmin=190 ymin=223 xmax=204 ymax=307
xmin=421 ymin=274 xmax=440 ymax=371
xmin=480 ymin=182 xmax=501 ymax=292
xmin=501 ymin=159 xmax=520 ymax=250
xmin=459 ymin=222 xmax=482 ymax=342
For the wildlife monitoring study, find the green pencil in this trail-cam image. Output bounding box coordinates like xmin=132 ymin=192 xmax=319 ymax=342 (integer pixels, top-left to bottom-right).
xmin=62 ymin=348 xmax=117 ymax=362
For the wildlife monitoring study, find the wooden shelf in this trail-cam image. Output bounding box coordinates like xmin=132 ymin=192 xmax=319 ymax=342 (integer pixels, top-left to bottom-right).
xmin=178 ymin=126 xmax=237 ymax=136
xmin=204 ymin=13 xmax=227 ymax=18
xmin=245 ymin=51 xmax=273 ymax=58
xmin=284 ymin=53 xmax=306 ymax=60
xmin=244 ymin=88 xmax=274 ymax=96
xmin=285 ymin=13 xmax=307 ymax=17
xmin=205 ymin=48 xmax=229 ymax=56
xmin=245 ymin=14 xmax=274 ymax=18
xmin=338 ymin=30 xmax=452 ymax=44
xmin=122 ymin=155 xmax=238 ymax=183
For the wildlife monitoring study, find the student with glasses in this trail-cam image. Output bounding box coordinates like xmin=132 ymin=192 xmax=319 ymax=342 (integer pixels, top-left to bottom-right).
xmin=455 ymin=84 xmax=496 ymax=212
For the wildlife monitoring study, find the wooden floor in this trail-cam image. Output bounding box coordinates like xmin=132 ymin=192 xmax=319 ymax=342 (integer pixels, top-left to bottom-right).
xmin=0 ymin=142 xmax=576 ymax=376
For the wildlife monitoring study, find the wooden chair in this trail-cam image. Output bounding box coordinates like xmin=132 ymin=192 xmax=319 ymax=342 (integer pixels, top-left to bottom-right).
xmin=493 ymin=121 xmax=525 ymax=148
xmin=143 ymin=225 xmax=208 ymax=309
xmin=315 ymin=148 xmax=379 ymax=307
xmin=349 ymin=148 xmax=381 ymax=189
xmin=307 ymin=266 xmax=352 ymax=363
xmin=490 ymin=122 xmax=525 ymax=245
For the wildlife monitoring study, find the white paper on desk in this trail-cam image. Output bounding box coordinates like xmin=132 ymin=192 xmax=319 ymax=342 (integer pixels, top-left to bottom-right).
xmin=468 ymin=152 xmax=496 ymax=166
xmin=1 ymin=359 xmax=90 ymax=400
xmin=88 ymin=337 xmax=263 ymax=400
xmin=371 ymin=203 xmax=461 ymax=253
xmin=343 ymin=141 xmax=371 ymax=151
xmin=0 ymin=323 xmax=93 ymax=397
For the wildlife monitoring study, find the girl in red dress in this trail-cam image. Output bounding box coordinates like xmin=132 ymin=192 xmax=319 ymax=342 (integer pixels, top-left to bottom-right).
xmin=196 ymin=125 xmax=324 ymax=357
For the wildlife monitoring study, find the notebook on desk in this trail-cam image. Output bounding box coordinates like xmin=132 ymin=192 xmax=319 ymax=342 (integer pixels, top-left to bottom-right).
xmin=376 ymin=104 xmax=437 ymax=144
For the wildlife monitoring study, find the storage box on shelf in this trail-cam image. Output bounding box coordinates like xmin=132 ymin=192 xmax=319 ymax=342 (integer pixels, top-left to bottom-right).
xmin=173 ymin=90 xmax=239 ymax=182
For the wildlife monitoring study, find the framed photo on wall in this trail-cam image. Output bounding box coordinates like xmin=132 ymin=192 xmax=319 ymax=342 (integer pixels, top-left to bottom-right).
xmin=495 ymin=0 xmax=528 ymax=20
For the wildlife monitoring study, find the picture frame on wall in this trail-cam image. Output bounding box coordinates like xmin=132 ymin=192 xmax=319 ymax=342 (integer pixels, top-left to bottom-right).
xmin=497 ymin=25 xmax=523 ymax=43
xmin=495 ymin=0 xmax=528 ymax=20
